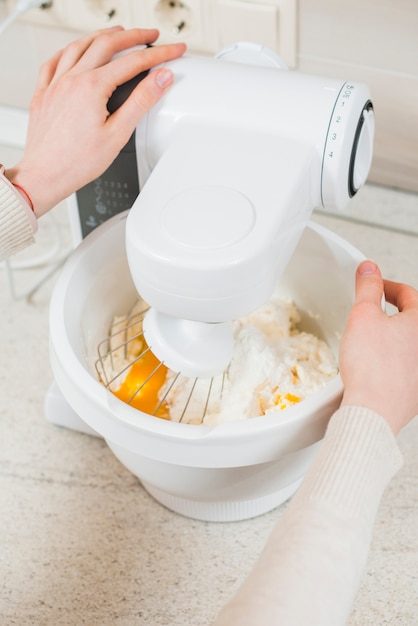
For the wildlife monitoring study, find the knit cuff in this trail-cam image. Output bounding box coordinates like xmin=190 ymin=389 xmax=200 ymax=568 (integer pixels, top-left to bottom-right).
xmin=290 ymin=406 xmax=403 ymax=519
xmin=0 ymin=175 xmax=37 ymax=262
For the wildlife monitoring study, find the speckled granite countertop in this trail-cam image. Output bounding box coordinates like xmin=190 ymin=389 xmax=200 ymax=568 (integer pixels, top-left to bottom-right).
xmin=1 ymin=183 xmax=417 ymax=625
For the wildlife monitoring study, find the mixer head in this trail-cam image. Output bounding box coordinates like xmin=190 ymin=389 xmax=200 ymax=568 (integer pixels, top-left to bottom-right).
xmin=124 ymin=48 xmax=374 ymax=382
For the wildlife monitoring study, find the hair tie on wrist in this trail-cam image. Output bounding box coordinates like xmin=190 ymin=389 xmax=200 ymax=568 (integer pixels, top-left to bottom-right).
xmin=12 ymin=182 xmax=35 ymax=213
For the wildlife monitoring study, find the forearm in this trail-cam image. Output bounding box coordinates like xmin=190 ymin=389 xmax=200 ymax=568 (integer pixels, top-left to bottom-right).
xmin=214 ymin=406 xmax=403 ymax=626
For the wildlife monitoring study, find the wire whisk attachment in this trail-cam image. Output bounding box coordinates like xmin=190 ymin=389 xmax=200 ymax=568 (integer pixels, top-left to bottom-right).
xmin=95 ymin=302 xmax=226 ymax=424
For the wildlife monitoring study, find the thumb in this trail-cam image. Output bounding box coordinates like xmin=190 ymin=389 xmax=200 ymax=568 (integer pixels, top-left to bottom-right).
xmin=354 ymin=260 xmax=384 ymax=306
xmin=110 ymin=68 xmax=174 ymax=139
xmin=131 ymin=67 xmax=175 ymax=111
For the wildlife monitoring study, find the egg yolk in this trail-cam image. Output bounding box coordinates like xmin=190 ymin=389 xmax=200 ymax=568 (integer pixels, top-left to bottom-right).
xmin=113 ymin=350 xmax=169 ymax=419
xmin=258 ymin=391 xmax=301 ymax=415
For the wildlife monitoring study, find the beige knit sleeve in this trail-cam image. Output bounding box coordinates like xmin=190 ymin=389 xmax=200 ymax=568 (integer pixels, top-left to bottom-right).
xmin=0 ymin=173 xmax=37 ymax=262
xmin=214 ymin=407 xmax=403 ymax=626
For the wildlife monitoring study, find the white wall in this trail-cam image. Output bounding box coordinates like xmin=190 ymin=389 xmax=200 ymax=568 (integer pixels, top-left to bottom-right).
xmin=0 ymin=1 xmax=417 ymax=192
xmin=298 ymin=0 xmax=418 ymax=193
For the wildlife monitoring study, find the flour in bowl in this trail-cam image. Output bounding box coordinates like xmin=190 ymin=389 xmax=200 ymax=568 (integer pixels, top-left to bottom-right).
xmin=100 ymin=292 xmax=338 ymax=425
xmin=160 ymin=292 xmax=338 ymax=425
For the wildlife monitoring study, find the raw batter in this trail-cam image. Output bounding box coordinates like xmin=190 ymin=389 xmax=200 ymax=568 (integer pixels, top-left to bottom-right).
xmin=101 ymin=292 xmax=338 ymax=424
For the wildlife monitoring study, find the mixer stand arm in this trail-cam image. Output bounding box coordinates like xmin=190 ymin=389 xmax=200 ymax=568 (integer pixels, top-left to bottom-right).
xmin=126 ymin=125 xmax=320 ymax=324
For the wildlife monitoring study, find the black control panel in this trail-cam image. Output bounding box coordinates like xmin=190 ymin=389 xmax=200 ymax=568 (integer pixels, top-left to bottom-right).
xmin=74 ymin=69 xmax=149 ymax=239
xmin=74 ymin=134 xmax=139 ymax=239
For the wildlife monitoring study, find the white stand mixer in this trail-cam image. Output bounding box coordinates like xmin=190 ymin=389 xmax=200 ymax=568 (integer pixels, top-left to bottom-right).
xmin=45 ymin=44 xmax=375 ymax=520
xmin=125 ymin=43 xmax=374 ymax=378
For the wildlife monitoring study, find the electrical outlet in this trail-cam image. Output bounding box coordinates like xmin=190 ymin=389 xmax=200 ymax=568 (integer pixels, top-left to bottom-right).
xmin=6 ymin=0 xmax=297 ymax=67
xmin=131 ymin=0 xmax=213 ymax=54
xmin=131 ymin=0 xmax=297 ymax=65
xmin=6 ymin=0 xmax=67 ymax=27
xmin=60 ymin=0 xmax=133 ymax=32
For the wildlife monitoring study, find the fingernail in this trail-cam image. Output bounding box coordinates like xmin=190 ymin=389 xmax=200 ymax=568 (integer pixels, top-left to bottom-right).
xmin=155 ymin=69 xmax=173 ymax=89
xmin=359 ymin=260 xmax=378 ymax=275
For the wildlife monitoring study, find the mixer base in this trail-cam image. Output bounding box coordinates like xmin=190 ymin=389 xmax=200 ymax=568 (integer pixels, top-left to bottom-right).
xmin=45 ymin=382 xmax=101 ymax=438
xmin=142 ymin=478 xmax=303 ymax=522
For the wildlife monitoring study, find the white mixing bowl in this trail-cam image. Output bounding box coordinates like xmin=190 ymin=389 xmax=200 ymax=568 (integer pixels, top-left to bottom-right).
xmin=49 ymin=212 xmax=364 ymax=522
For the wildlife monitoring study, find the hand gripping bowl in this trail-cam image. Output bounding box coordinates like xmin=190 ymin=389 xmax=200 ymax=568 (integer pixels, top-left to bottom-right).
xmin=48 ymin=212 xmax=364 ymax=522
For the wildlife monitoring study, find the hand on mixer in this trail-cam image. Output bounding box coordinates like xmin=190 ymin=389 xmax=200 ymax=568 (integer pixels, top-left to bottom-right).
xmin=1 ymin=26 xmax=186 ymax=221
